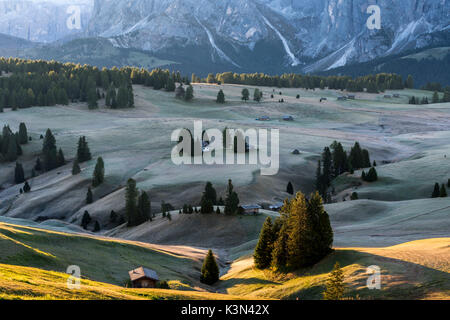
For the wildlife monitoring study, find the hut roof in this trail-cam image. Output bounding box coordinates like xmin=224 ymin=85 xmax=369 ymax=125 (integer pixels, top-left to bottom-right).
xmin=129 ymin=267 xmax=159 ymax=281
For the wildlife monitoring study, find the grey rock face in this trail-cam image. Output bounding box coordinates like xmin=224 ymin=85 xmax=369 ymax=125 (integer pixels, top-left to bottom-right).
xmin=1 ymin=0 xmax=449 ymax=71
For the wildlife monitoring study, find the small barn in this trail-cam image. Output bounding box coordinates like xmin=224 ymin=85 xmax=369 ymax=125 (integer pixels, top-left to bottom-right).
xmin=129 ymin=267 xmax=159 ymax=288
xmin=239 ymin=205 xmax=262 ymax=215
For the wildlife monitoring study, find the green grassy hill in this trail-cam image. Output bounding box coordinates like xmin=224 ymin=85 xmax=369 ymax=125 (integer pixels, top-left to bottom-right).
xmin=219 ymin=238 xmax=450 ymax=300
xmin=1 ymin=221 xmax=448 ymax=300
xmin=0 ymin=222 xmax=203 ymax=288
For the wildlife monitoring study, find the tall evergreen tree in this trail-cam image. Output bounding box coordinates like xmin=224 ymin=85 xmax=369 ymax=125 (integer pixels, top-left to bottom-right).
xmin=14 ymin=162 xmax=25 ymax=184
xmin=77 ymin=136 xmax=92 ymax=163
xmin=86 ymin=187 xmax=93 ymax=204
xmin=72 ymin=158 xmax=81 ymax=175
xmin=200 ymin=250 xmax=220 ymax=285
xmin=116 ymin=86 xmax=128 ymax=108
xmin=92 ymin=157 xmax=105 ymax=187
xmin=224 ymin=179 xmax=239 ymax=215
xmin=253 ymin=88 xmax=262 ymax=102
xmin=81 ymin=211 xmax=91 ymax=229
xmin=23 ymin=181 xmax=31 ymax=193
xmin=286 ymin=181 xmax=294 ymax=195
xmin=271 ymin=217 xmax=289 ymax=270
xmin=241 ymin=88 xmax=250 ymax=102
xmin=42 ymin=129 xmax=57 ymax=171
xmin=254 ymin=217 xmax=275 ymax=269
xmin=432 ymin=183 xmax=440 ymax=198
xmin=56 ymin=148 xmax=65 ymax=167
xmin=322 ymin=147 xmax=332 ymax=187
xmin=18 ymin=123 xmax=28 ymax=145
xmin=138 ymin=191 xmax=151 ymax=222
xmin=6 ymin=134 xmax=18 ymax=162
xmin=87 ymin=77 xmax=98 ymax=109
xmin=216 ymin=90 xmax=225 ymax=103
xmin=323 ymin=262 xmax=345 ymax=300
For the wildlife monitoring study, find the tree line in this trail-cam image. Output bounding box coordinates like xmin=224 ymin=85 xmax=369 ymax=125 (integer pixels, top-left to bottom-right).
xmin=316 ymin=141 xmax=375 ymax=201
xmin=0 ymin=57 xmax=134 ymax=111
xmin=195 ymin=72 xmax=408 ymax=93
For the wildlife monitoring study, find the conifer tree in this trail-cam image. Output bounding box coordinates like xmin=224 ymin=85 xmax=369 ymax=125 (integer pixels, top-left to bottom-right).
xmin=200 ymin=250 xmax=220 ymax=285
xmin=308 ymin=192 xmax=333 ymax=258
xmin=323 ymin=262 xmax=345 ymax=300
xmin=23 ymin=181 xmax=31 ymax=193
xmin=286 ymin=192 xmax=314 ymax=269
xmin=81 ymin=211 xmax=91 ymax=229
xmin=18 ymin=123 xmax=28 ymax=145
xmin=77 ymin=137 xmax=92 ymax=163
xmin=57 ymin=148 xmax=65 ymax=167
xmin=224 ymin=179 xmax=239 ymax=215
xmin=138 ymin=191 xmax=151 ymax=222
xmin=14 ymin=162 xmax=25 ymax=184
xmin=254 ymin=217 xmax=274 ymax=269
xmin=216 ymin=90 xmax=225 ymax=103
xmin=286 ymin=181 xmax=294 ymax=195
xmin=87 ymin=77 xmax=98 ymax=109
xmin=322 ymin=147 xmax=332 ymax=187
xmin=92 ymin=157 xmax=105 ymax=187
xmin=241 ymin=88 xmax=249 ymax=102
xmin=253 ymin=88 xmax=262 ymax=102
xmin=117 ymin=86 xmax=128 ymax=108
xmin=86 ymin=187 xmax=93 ymax=204
xmin=272 ymin=219 xmax=289 ymax=270
xmin=42 ymin=129 xmax=57 ymax=171
xmin=72 ymin=158 xmax=81 ymax=175
xmin=365 ymin=167 xmax=378 ymax=182
xmin=93 ymin=221 xmax=101 ymax=232
xmin=432 ymin=183 xmax=440 ymax=198
xmin=6 ymin=134 xmax=18 ymax=162
xmin=362 ymin=149 xmax=371 ymax=168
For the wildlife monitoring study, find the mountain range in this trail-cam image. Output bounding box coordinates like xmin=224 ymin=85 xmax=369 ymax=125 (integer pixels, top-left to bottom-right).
xmin=0 ymin=0 xmax=449 ymax=81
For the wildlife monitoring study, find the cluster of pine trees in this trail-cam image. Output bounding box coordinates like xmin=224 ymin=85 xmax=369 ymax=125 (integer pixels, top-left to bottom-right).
xmin=129 ymin=68 xmax=189 ymax=90
xmin=316 ymin=141 xmax=372 ymax=200
xmin=409 ymin=90 xmax=450 ymax=105
xmin=125 ymin=178 xmax=152 ymax=227
xmin=431 ymin=181 xmax=448 ymax=198
xmin=0 ymin=123 xmax=27 ymax=162
xmin=175 ymin=84 xmax=194 ymax=101
xmin=198 ymin=71 xmax=407 ymax=92
xmin=0 ymin=58 xmax=134 ymax=110
xmin=198 ymin=180 xmax=238 ymax=215
xmin=362 ymin=167 xmax=378 ymax=182
xmin=254 ymin=192 xmax=333 ymax=270
xmin=105 ymin=83 xmax=134 ymax=108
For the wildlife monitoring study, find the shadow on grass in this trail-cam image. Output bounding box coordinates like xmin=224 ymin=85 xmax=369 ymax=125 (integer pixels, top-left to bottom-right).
xmin=221 ymin=249 xmax=450 ymax=300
